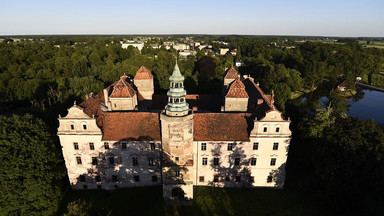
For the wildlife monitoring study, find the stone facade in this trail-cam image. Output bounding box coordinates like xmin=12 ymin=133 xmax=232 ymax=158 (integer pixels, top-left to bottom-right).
xmin=58 ymin=64 xmax=291 ymax=201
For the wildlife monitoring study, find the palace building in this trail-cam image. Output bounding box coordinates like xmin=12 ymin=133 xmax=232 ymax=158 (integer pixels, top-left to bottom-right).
xmin=57 ymin=63 xmax=291 ymax=200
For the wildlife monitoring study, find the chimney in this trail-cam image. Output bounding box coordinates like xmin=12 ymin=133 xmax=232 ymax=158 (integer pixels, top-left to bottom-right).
xmin=103 ymin=88 xmax=109 ymax=107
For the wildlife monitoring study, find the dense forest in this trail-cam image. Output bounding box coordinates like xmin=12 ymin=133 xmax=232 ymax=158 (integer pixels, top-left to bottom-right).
xmin=1 ymin=36 xmax=384 ymax=215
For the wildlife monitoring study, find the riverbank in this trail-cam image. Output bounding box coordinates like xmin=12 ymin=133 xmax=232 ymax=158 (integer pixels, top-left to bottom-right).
xmin=356 ymin=82 xmax=384 ymax=92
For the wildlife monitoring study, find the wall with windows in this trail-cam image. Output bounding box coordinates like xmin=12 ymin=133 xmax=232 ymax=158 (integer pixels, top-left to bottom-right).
xmin=61 ymin=138 xmax=162 ymax=190
xmin=193 ymin=135 xmax=290 ymax=188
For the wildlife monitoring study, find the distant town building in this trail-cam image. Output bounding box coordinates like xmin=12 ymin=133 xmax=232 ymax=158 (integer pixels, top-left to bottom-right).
xmin=219 ymin=48 xmax=230 ymax=55
xmin=121 ymin=41 xmax=145 ymax=51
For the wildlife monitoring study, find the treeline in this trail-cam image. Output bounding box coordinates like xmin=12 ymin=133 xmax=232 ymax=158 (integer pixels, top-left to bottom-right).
xmin=1 ymin=38 xmax=383 ymax=114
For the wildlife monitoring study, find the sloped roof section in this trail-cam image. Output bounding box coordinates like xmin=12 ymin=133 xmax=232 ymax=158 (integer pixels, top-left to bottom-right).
xmin=110 ymin=76 xmax=136 ymax=98
xmin=103 ymin=112 xmax=161 ymax=141
xmin=225 ymin=79 xmax=249 ymax=98
xmin=194 ymin=113 xmax=250 ymax=141
xmin=224 ymin=67 xmax=239 ymax=79
xmin=80 ymin=92 xmax=105 ymax=127
xmin=134 ymin=66 xmax=153 ymax=80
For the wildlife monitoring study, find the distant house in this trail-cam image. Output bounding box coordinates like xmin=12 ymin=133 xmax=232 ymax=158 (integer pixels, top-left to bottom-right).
xmin=173 ymin=44 xmax=188 ymax=51
xmin=121 ymin=41 xmax=145 ymax=51
xmin=219 ymin=48 xmax=230 ymax=55
xmin=337 ymin=81 xmax=348 ymax=92
xmin=230 ymin=49 xmax=237 ymax=56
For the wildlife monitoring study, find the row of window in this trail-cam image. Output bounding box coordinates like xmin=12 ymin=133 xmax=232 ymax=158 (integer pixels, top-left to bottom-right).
xmin=263 ymin=127 xmax=280 ymax=133
xmin=79 ymin=174 xmax=158 ymax=184
xmin=199 ymin=175 xmax=252 ymax=183
xmin=73 ymin=142 xmax=156 ymax=151
xmin=70 ymin=124 xmax=87 ymax=130
xmin=201 ymin=157 xmax=276 ymax=166
xmin=200 ymin=142 xmax=279 ymax=151
xmin=76 ymin=156 xmax=155 ymax=166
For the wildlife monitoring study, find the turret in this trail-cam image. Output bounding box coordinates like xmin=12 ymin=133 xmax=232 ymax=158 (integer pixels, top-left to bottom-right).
xmin=164 ymin=62 xmax=190 ymax=116
xmin=103 ymin=75 xmax=138 ymax=111
xmin=134 ymin=66 xmax=154 ymax=100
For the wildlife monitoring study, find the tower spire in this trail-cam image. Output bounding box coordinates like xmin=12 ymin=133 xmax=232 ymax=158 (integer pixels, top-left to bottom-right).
xmin=165 ymin=62 xmax=189 ymax=116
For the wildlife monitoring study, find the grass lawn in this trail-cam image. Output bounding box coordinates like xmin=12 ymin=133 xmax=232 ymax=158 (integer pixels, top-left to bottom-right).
xmin=57 ymin=186 xmax=334 ymax=216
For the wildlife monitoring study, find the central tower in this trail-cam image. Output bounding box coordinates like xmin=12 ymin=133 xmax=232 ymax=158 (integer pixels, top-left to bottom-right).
xmin=160 ymin=62 xmax=195 ymax=201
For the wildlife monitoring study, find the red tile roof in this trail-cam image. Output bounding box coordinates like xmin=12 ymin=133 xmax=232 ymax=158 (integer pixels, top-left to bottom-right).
xmin=194 ymin=113 xmax=250 ymax=141
xmin=102 ymin=112 xmax=160 ymax=141
xmin=134 ymin=66 xmax=153 ymax=80
xmin=80 ymin=92 xmax=105 ymax=127
xmin=225 ymin=79 xmax=249 ymax=98
xmin=110 ymin=76 xmax=136 ymax=98
xmin=224 ymin=67 xmax=239 ymax=80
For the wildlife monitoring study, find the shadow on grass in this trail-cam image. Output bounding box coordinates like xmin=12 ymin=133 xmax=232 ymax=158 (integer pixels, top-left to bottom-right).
xmin=58 ymin=186 xmax=335 ymax=216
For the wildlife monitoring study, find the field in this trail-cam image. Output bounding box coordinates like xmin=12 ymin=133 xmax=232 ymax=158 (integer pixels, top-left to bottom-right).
xmin=57 ymin=186 xmax=334 ymax=216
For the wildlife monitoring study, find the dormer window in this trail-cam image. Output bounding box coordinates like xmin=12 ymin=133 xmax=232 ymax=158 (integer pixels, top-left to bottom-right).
xmin=70 ymin=124 xmax=74 ymax=130
xmin=276 ymin=127 xmax=280 ymax=133
xmin=83 ymin=124 xmax=87 ymax=130
xmin=263 ymin=127 xmax=268 ymax=132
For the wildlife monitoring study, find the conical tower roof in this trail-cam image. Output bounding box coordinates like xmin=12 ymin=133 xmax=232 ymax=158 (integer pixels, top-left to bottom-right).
xmin=169 ymin=62 xmax=184 ymax=82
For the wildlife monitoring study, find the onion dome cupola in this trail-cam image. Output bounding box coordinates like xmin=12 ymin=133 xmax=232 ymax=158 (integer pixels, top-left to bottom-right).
xmin=165 ymin=62 xmax=190 ymax=116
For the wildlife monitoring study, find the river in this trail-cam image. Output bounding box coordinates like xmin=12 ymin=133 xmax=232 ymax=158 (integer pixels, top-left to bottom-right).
xmin=347 ymin=89 xmax=384 ymax=124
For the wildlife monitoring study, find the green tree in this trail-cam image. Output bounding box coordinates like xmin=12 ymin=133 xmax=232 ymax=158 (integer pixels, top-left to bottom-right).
xmin=0 ymin=114 xmax=65 ymax=216
xmin=64 ymin=199 xmax=92 ymax=216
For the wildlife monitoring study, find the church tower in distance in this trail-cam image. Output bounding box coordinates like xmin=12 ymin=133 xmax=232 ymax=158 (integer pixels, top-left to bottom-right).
xmin=160 ymin=62 xmax=195 ymax=200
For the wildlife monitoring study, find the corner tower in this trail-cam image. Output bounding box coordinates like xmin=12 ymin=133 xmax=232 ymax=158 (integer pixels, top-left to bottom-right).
xmin=160 ymin=62 xmax=195 ymax=201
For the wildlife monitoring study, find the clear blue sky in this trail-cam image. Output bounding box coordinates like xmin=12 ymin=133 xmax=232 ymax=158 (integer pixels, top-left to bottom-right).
xmin=1 ymin=0 xmax=383 ymax=37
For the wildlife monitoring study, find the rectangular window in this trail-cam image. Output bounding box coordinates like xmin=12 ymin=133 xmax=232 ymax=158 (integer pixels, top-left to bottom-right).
xmin=70 ymin=124 xmax=74 ymax=130
xmin=253 ymin=142 xmax=259 ymax=150
xmin=213 ymin=158 xmax=219 ymax=166
xmin=109 ymin=157 xmax=114 ymax=165
xmin=148 ymin=157 xmax=154 ymax=166
xmin=175 ymin=170 xmax=180 ymax=177
xmin=199 ymin=176 xmax=205 ymax=182
xmin=270 ymin=158 xmax=276 ymax=166
xmin=121 ymin=142 xmax=127 ymax=150
xmin=227 ymin=143 xmax=233 ymax=151
xmin=235 ymin=176 xmax=241 ymax=182
xmin=89 ymin=142 xmax=94 ymax=150
xmin=133 ymin=157 xmax=138 ymax=166
xmin=95 ymin=175 xmax=101 ymax=182
xmin=134 ymin=175 xmax=140 ymax=182
xmin=112 ymin=175 xmax=118 ymax=182
xmin=152 ymin=175 xmax=158 ymax=182
xmin=201 ymin=143 xmax=207 ymax=151
xmin=83 ymin=124 xmax=87 ymax=130
xmin=250 ymin=158 xmax=257 ymax=166
xmin=150 ymin=143 xmax=156 ymax=151
xmin=80 ymin=175 xmax=86 ymax=182
xmin=73 ymin=142 xmax=79 ymax=150
xmin=213 ymin=175 xmax=219 ymax=182
xmin=234 ymin=158 xmax=240 ymax=166
xmin=273 ymin=143 xmax=279 ymax=150
xmin=263 ymin=127 xmax=268 ymax=132
xmin=92 ymin=157 xmax=98 ymax=165
xmin=276 ymin=127 xmax=280 ymax=133
xmin=175 ymin=157 xmax=179 ymax=161
xmin=104 ymin=142 xmax=109 ymax=150
xmin=76 ymin=156 xmax=82 ymax=164
xmin=202 ymin=158 xmax=208 ymax=165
